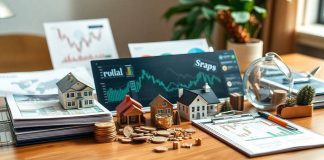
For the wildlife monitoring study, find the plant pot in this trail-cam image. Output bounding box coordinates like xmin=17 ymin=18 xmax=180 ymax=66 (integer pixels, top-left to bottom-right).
xmin=227 ymin=38 xmax=263 ymax=73
xmin=277 ymin=104 xmax=313 ymax=119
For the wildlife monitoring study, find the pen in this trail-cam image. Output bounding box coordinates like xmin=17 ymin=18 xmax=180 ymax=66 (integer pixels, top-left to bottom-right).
xmin=257 ymin=111 xmax=298 ymax=131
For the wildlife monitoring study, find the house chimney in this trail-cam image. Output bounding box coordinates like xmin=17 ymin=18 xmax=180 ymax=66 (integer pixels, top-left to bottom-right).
xmin=203 ymin=83 xmax=211 ymax=93
xmin=178 ymin=88 xmax=183 ymax=98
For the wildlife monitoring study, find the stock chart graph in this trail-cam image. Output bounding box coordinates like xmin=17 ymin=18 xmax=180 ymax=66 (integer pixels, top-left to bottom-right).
xmin=91 ymin=51 xmax=243 ymax=111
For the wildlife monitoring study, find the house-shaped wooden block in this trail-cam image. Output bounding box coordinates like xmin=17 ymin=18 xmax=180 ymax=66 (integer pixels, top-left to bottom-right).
xmin=116 ymin=95 xmax=144 ymax=126
xmin=177 ymin=83 xmax=220 ymax=121
xmin=56 ymin=72 xmax=94 ymax=110
xmin=149 ymin=94 xmax=173 ymax=125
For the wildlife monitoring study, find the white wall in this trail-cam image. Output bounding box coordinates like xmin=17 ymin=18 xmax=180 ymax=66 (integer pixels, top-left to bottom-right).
xmin=0 ymin=0 xmax=177 ymax=57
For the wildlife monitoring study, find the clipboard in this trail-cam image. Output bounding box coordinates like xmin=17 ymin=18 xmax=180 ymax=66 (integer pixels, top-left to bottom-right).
xmin=192 ymin=113 xmax=324 ymax=157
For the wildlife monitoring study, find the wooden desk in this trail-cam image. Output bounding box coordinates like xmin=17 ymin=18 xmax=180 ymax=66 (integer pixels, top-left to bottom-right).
xmin=1 ymin=53 xmax=324 ymax=160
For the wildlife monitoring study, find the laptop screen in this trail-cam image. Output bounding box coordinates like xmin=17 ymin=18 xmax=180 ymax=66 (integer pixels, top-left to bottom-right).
xmin=91 ymin=51 xmax=243 ymax=111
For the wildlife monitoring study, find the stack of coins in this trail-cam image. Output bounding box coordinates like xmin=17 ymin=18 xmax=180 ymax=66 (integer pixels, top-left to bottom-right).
xmin=94 ymin=122 xmax=117 ymax=143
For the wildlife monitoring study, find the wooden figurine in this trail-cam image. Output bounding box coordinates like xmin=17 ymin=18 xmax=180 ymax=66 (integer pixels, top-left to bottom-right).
xmin=116 ymin=95 xmax=144 ymax=126
xmin=149 ymin=94 xmax=173 ymax=125
xmin=277 ymin=85 xmax=315 ymax=118
xmin=173 ymin=110 xmax=181 ymax=125
xmin=56 ymin=72 xmax=94 ymax=110
xmin=177 ymin=83 xmax=220 ymax=121
xmin=229 ymin=92 xmax=244 ymax=111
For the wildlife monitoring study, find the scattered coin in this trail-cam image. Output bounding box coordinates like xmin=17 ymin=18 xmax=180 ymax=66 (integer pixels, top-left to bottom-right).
xmin=184 ymin=128 xmax=196 ymax=133
xmin=123 ymin=126 xmax=134 ymax=137
xmin=181 ymin=143 xmax=192 ymax=148
xmin=120 ymin=138 xmax=132 ymax=144
xmin=131 ymin=133 xmax=144 ymax=137
xmin=153 ymin=146 xmax=168 ymax=153
xmin=151 ymin=136 xmax=168 ymax=144
xmin=140 ymin=126 xmax=157 ymax=131
xmin=156 ymin=130 xmax=171 ymax=137
xmin=132 ymin=136 xmax=148 ymax=143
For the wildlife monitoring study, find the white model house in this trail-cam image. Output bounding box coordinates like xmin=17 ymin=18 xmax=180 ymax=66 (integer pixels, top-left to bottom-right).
xmin=56 ymin=72 xmax=94 ymax=110
xmin=177 ymin=83 xmax=220 ymax=121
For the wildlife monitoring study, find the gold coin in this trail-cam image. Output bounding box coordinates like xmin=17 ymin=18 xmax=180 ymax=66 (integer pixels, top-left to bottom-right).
xmin=151 ymin=136 xmax=168 ymax=144
xmin=156 ymin=130 xmax=171 ymax=137
xmin=95 ymin=122 xmax=115 ymax=128
xmin=153 ymin=146 xmax=168 ymax=153
xmin=123 ymin=126 xmax=134 ymax=137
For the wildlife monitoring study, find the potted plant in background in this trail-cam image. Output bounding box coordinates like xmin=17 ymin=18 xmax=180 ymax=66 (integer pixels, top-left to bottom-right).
xmin=164 ymin=0 xmax=267 ymax=72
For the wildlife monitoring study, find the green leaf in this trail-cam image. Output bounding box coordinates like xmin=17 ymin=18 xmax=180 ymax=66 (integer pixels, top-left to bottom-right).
xmin=204 ymin=20 xmax=214 ymax=42
xmin=214 ymin=4 xmax=231 ymax=11
xmin=188 ymin=19 xmax=208 ymax=39
xmin=163 ymin=4 xmax=197 ymax=20
xmin=180 ymin=0 xmax=202 ymax=5
xmin=229 ymin=0 xmax=254 ymax=11
xmin=186 ymin=7 xmax=200 ymax=24
xmin=171 ymin=28 xmax=186 ymax=40
xmin=253 ymin=6 xmax=267 ymax=19
xmin=174 ymin=16 xmax=187 ymax=27
xmin=231 ymin=11 xmax=250 ymax=23
xmin=202 ymin=7 xmax=215 ymax=20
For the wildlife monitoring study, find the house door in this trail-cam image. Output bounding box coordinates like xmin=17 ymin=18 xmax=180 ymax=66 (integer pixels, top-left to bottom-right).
xmin=196 ymin=112 xmax=200 ymax=119
xmin=79 ymin=100 xmax=82 ymax=108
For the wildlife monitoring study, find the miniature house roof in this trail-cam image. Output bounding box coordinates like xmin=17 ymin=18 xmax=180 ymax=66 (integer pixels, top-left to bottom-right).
xmin=149 ymin=94 xmax=172 ymax=107
xmin=178 ymin=88 xmax=220 ymax=106
xmin=116 ymin=95 xmax=143 ymax=114
xmin=124 ymin=104 xmax=143 ymax=115
xmin=56 ymin=72 xmax=93 ymax=93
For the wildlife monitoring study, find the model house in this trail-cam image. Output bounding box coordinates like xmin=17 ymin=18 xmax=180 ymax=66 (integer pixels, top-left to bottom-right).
xmin=149 ymin=94 xmax=173 ymax=124
xmin=56 ymin=72 xmax=94 ymax=110
xmin=177 ymin=83 xmax=220 ymax=121
xmin=116 ymin=95 xmax=144 ymax=126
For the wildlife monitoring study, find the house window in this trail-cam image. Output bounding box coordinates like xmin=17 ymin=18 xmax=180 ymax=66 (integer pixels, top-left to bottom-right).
xmin=89 ymin=100 xmax=93 ymax=105
xmin=66 ymin=93 xmax=69 ymax=98
xmin=202 ymin=113 xmax=205 ymax=117
xmin=67 ymin=101 xmax=72 ymax=106
xmin=70 ymin=93 xmax=75 ymax=98
xmin=197 ymin=106 xmax=200 ymax=111
xmin=71 ymin=101 xmax=75 ymax=106
xmin=192 ymin=107 xmax=195 ymax=112
xmin=89 ymin=91 xmax=92 ymax=96
xmin=166 ymin=108 xmax=171 ymax=114
xmin=84 ymin=92 xmax=88 ymax=96
xmin=157 ymin=109 xmax=163 ymax=114
xmin=77 ymin=92 xmax=81 ymax=97
xmin=197 ymin=98 xmax=199 ymax=101
xmin=202 ymin=106 xmax=205 ymax=110
xmin=85 ymin=100 xmax=88 ymax=105
xmin=130 ymin=116 xmax=136 ymax=122
xmin=162 ymin=102 xmax=167 ymax=107
xmin=192 ymin=114 xmax=195 ymax=118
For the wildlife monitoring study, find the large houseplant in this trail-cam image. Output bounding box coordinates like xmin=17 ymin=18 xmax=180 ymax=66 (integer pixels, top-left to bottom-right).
xmin=164 ymin=0 xmax=267 ymax=71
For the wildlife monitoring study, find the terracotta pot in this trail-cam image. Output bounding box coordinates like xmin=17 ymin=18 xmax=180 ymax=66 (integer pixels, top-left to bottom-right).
xmin=226 ymin=38 xmax=263 ymax=72
xmin=277 ymin=104 xmax=313 ymax=119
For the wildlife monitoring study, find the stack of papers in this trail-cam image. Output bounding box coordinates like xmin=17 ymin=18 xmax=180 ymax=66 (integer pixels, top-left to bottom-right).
xmin=0 ymin=67 xmax=112 ymax=145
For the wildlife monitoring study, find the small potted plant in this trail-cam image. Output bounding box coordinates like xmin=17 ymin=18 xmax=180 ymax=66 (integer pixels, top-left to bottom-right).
xmin=277 ymin=85 xmax=315 ymax=119
xmin=164 ymin=0 xmax=267 ymax=72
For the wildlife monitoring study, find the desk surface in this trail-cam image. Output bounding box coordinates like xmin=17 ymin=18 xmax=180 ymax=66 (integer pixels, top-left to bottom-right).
xmin=1 ymin=53 xmax=324 ymax=160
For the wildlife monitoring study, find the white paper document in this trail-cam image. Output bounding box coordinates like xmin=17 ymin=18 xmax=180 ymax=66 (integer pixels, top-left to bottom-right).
xmin=193 ymin=117 xmax=324 ymax=157
xmin=44 ymin=18 xmax=118 ymax=70
xmin=128 ymin=39 xmax=209 ymax=57
xmin=0 ymin=67 xmax=91 ymax=95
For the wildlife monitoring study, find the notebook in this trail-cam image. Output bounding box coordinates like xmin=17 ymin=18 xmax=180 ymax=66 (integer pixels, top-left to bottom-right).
xmin=192 ymin=113 xmax=324 ymax=157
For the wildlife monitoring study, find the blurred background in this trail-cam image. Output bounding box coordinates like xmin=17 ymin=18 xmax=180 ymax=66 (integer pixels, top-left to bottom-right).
xmin=0 ymin=0 xmax=323 ymax=71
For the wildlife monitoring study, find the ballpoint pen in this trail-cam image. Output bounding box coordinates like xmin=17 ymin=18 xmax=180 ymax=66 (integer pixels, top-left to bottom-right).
xmin=258 ymin=111 xmax=298 ymax=130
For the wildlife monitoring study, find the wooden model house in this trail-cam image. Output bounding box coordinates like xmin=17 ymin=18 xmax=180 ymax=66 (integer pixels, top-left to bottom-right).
xmin=116 ymin=95 xmax=144 ymax=126
xmin=56 ymin=72 xmax=94 ymax=110
xmin=149 ymin=94 xmax=173 ymax=124
xmin=177 ymin=83 xmax=220 ymax=121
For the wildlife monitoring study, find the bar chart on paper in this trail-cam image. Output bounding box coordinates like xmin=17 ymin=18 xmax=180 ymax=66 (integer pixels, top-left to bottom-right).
xmin=44 ymin=19 xmax=118 ymax=70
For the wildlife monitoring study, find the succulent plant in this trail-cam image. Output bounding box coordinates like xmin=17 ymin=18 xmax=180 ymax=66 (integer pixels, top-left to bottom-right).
xmin=221 ymin=100 xmax=232 ymax=112
xmin=285 ymin=97 xmax=296 ymax=107
xmin=296 ymin=85 xmax=315 ymax=105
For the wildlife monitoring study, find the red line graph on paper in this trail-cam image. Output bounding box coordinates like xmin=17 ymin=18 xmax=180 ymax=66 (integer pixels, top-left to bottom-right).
xmin=56 ymin=28 xmax=102 ymax=53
